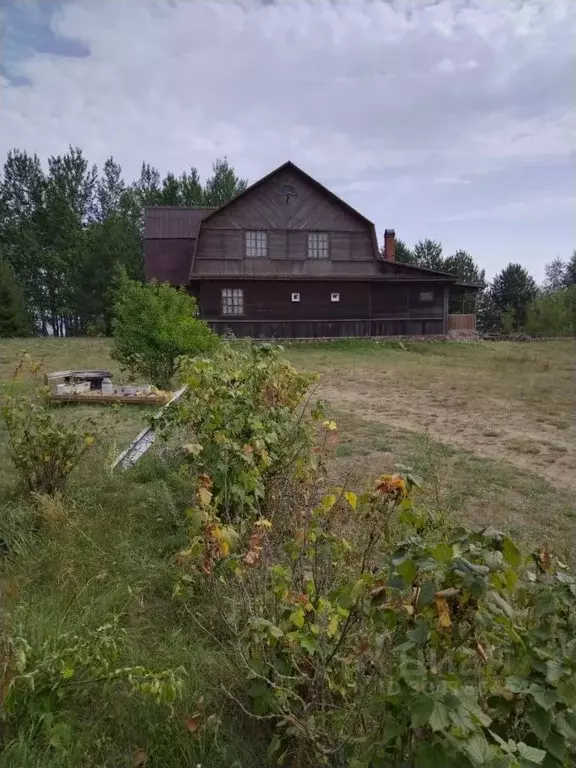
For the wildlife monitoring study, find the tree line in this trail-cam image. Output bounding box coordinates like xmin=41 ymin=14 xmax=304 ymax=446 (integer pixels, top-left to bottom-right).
xmin=394 ymin=238 xmax=576 ymax=335
xmin=0 ymin=147 xmax=247 ymax=337
xmin=0 ymin=146 xmax=574 ymax=337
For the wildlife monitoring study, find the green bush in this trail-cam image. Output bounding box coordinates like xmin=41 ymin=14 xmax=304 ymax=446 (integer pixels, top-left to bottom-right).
xmin=179 ymin=465 xmax=576 ymax=767
xmin=2 ymin=618 xmax=185 ymax=752
xmin=1 ymin=359 xmax=97 ymax=495
xmin=163 ymin=342 xmax=325 ymax=524
xmin=525 ymin=287 xmax=576 ymax=336
xmin=111 ymin=271 xmax=218 ymax=389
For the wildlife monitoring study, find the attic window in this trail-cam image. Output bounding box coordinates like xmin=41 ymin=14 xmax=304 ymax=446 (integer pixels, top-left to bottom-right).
xmin=308 ymin=232 xmax=329 ymax=259
xmin=291 ymin=292 xmax=300 ymax=303
xmin=331 ymin=293 xmax=340 ymax=303
xmin=221 ymin=288 xmax=244 ymax=315
xmin=245 ymin=230 xmax=268 ymax=258
xmin=419 ymin=291 xmax=434 ymax=303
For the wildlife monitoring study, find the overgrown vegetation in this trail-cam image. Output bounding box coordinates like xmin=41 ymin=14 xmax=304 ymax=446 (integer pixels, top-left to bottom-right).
xmin=1 ymin=357 xmax=98 ymax=495
xmin=526 ymin=286 xmax=576 ymax=336
xmin=1 ymin=339 xmax=574 ymax=766
xmin=0 ymin=259 xmax=31 ymax=338
xmin=111 ymin=271 xmax=218 ymax=389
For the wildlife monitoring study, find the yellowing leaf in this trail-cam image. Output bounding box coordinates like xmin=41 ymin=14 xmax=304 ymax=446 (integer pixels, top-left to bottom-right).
xmin=183 ymin=442 xmax=203 ymax=456
xmin=290 ymin=608 xmax=305 ymax=628
xmin=434 ymin=596 xmax=452 ymax=628
xmin=323 ymin=420 xmax=338 ymax=431
xmin=344 ymin=491 xmax=357 ymax=511
xmin=327 ymin=615 xmax=339 ymax=638
xmin=85 ymin=435 xmax=95 ymax=447
xmin=198 ymin=486 xmax=212 ymax=506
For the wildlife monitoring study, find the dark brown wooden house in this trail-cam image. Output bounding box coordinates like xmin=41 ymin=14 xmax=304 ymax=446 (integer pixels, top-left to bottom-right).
xmin=145 ymin=161 xmax=477 ymax=338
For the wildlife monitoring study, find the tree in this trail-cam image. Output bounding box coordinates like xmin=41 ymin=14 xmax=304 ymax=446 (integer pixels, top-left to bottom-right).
xmin=525 ymin=286 xmax=576 ymax=336
xmin=543 ymin=257 xmax=567 ymax=293
xmin=111 ymin=271 xmax=218 ymax=388
xmin=393 ymin=239 xmax=416 ymax=264
xmin=0 ymin=259 xmax=31 ymax=336
xmin=202 ymin=157 xmax=248 ymax=207
xmin=412 ymin=239 xmax=444 ymax=270
xmin=564 ymin=250 xmax=576 ymax=287
xmin=491 ymin=263 xmax=538 ymax=330
xmin=443 ymin=250 xmax=485 ymax=285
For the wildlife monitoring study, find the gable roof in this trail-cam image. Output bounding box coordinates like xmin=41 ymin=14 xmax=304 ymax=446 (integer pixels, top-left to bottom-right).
xmin=189 ymin=160 xmax=381 ymax=276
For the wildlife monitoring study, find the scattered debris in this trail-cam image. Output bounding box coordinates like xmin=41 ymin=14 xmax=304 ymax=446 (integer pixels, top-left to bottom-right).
xmin=46 ymin=369 xmax=171 ymax=405
xmin=111 ymin=385 xmax=188 ymax=471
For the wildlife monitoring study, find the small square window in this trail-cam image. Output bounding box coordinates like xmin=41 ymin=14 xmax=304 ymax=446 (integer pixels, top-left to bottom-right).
xmin=221 ymin=288 xmax=244 ymax=315
xmin=331 ymin=292 xmax=340 ymax=302
xmin=308 ymin=232 xmax=329 ymax=259
xmin=291 ymin=292 xmax=300 ymax=303
xmin=419 ymin=291 xmax=434 ymax=303
xmin=245 ymin=231 xmax=267 ymax=258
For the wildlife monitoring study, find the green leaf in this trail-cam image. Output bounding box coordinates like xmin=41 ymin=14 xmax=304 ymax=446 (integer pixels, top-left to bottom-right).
xmin=344 ymin=491 xmax=357 ymax=510
xmin=399 ymin=658 xmax=427 ymax=691
xmin=544 ymin=730 xmax=565 ymax=762
xmin=266 ymin=734 xmax=281 ymax=760
xmin=462 ymin=732 xmax=493 ymax=765
xmin=545 ymin=660 xmax=563 ymax=685
xmin=397 ymin=558 xmax=417 ymax=585
xmin=300 ymin=634 xmax=319 ymax=655
xmin=409 ymin=617 xmax=429 ymax=645
xmin=557 ymin=678 xmax=576 ymax=707
xmin=517 ymin=742 xmax=546 ymax=764
xmin=248 ymin=680 xmax=269 ymax=698
xmin=555 ymin=710 xmax=576 ymax=741
xmin=503 ymin=537 xmax=522 ymax=567
xmin=411 ymin=695 xmax=435 ymax=727
xmin=527 ymin=706 xmax=552 ymax=742
xmin=418 ymin=580 xmax=438 ymax=605
xmin=432 ymin=541 xmax=453 ymax=563
xmin=529 ymin=686 xmax=558 ymax=711
xmin=506 ymin=676 xmax=530 ymax=694
xmin=488 ymin=730 xmax=513 ymax=753
xmin=450 ymin=706 xmax=475 ymax=734
xmin=429 ymin=701 xmax=451 ymax=732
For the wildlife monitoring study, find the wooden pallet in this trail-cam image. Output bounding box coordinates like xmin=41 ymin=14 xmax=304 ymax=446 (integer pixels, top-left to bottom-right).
xmin=48 ymin=392 xmax=170 ymax=405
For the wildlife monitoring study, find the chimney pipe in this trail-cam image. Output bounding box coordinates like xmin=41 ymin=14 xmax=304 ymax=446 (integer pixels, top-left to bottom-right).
xmin=384 ymin=229 xmax=396 ymax=262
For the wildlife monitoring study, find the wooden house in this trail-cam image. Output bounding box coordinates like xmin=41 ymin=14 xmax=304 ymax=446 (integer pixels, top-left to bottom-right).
xmin=145 ymin=161 xmax=478 ymax=338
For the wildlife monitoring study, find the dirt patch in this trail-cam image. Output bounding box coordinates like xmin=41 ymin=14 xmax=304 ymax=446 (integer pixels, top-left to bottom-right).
xmin=318 ymin=366 xmax=576 ymax=491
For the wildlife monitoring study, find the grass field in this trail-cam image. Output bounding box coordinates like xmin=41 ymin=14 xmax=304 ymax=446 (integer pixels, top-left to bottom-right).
xmin=0 ymin=336 xmax=574 ymax=766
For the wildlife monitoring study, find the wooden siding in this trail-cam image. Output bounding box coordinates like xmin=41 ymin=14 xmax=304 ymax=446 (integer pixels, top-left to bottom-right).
xmin=193 ymin=166 xmax=378 ymax=278
xmin=448 ymin=314 xmax=477 ymax=333
xmin=190 ymin=280 xmax=447 ymax=339
xmin=145 ymin=239 xmax=193 ymax=284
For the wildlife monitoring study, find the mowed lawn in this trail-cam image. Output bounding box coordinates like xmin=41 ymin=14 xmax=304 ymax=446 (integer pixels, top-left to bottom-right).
xmin=1 ymin=336 xmax=575 ymax=555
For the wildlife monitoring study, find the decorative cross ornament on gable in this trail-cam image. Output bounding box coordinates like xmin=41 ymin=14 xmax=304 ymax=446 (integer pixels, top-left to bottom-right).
xmin=279 ymin=184 xmax=298 ymax=205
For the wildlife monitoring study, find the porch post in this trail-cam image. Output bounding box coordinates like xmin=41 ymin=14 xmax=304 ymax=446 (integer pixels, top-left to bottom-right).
xmin=443 ymin=284 xmax=449 ymax=334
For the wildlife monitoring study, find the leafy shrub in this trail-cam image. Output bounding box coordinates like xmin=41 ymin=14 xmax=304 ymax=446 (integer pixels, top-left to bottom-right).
xmin=163 ymin=342 xmax=325 ymax=523
xmin=1 ymin=619 xmax=185 ymax=751
xmin=179 ymin=468 xmax=576 ymax=767
xmin=111 ymin=270 xmax=218 ymax=389
xmin=1 ymin=359 xmax=97 ymax=495
xmin=525 ymin=287 xmax=576 ymax=336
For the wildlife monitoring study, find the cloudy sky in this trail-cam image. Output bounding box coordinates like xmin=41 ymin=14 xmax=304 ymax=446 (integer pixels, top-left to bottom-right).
xmin=2 ymin=0 xmax=575 ymax=279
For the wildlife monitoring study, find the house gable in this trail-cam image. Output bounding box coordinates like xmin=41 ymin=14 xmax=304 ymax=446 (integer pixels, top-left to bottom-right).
xmin=191 ymin=162 xmax=381 ymax=279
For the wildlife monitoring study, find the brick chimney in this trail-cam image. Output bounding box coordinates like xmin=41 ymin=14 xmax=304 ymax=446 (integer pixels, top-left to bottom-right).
xmin=384 ymin=229 xmax=396 ymax=262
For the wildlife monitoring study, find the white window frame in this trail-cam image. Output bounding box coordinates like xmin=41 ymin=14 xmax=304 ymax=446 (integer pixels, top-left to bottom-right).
xmin=331 ymin=292 xmax=340 ymax=303
xmin=245 ymin=230 xmax=268 ymax=258
xmin=291 ymin=292 xmax=300 ymax=303
xmin=419 ymin=290 xmax=434 ymax=303
xmin=221 ymin=288 xmax=244 ymax=315
xmin=307 ymin=232 xmax=329 ymax=259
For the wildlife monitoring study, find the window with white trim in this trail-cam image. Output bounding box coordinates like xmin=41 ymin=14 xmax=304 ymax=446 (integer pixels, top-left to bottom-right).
xmin=419 ymin=291 xmax=434 ymax=303
xmin=331 ymin=293 xmax=340 ymax=302
xmin=221 ymin=288 xmax=244 ymax=315
xmin=307 ymin=232 xmax=329 ymax=259
xmin=291 ymin=292 xmax=300 ymax=302
xmin=245 ymin=230 xmax=268 ymax=258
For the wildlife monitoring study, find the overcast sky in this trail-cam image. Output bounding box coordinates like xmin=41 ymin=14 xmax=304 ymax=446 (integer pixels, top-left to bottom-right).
xmin=2 ymin=0 xmax=575 ymax=280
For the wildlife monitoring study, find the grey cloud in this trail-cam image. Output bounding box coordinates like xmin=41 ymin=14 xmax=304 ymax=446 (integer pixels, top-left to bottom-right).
xmin=1 ymin=0 xmax=575 ymax=279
